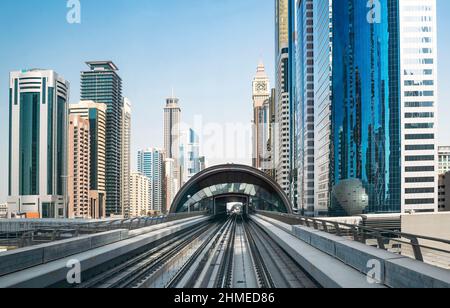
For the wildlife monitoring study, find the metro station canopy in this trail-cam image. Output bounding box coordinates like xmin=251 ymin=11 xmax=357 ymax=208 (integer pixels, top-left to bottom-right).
xmin=170 ymin=164 xmax=292 ymax=214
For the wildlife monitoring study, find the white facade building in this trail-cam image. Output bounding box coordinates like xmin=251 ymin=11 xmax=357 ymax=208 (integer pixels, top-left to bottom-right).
xmin=400 ymin=0 xmax=438 ymax=213
xmin=438 ymin=146 xmax=450 ymax=175
xmin=122 ymin=98 xmax=132 ymax=217
xmin=276 ymin=50 xmax=291 ymax=196
xmin=0 ymin=203 xmax=7 ymax=218
xmin=8 ymin=69 xmax=69 ymax=218
xmin=130 ymin=172 xmax=149 ymax=217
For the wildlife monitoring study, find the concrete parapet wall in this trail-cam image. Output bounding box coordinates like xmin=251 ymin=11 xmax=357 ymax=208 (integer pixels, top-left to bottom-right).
xmin=254 ymin=214 xmax=450 ymax=288
xmin=0 ymin=216 xmax=209 ymax=288
xmin=252 ymin=215 xmax=385 ymax=288
xmin=0 ymin=230 xmax=129 ymax=277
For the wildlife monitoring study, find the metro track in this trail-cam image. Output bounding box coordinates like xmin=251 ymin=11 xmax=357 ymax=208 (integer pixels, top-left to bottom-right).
xmin=77 ymin=214 xmax=318 ymax=289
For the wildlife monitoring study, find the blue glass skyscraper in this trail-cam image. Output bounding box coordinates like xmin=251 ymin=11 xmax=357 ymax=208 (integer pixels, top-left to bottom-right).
xmin=329 ymin=0 xmax=401 ymax=214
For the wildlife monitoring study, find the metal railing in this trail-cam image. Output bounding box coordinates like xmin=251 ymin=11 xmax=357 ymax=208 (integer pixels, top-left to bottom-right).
xmin=0 ymin=212 xmax=207 ymax=250
xmin=257 ymin=211 xmax=450 ymax=269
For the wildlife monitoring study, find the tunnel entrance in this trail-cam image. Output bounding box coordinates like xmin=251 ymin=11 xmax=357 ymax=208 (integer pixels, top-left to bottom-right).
xmin=215 ymin=195 xmax=249 ymax=217
xmin=170 ymin=164 xmax=292 ymax=216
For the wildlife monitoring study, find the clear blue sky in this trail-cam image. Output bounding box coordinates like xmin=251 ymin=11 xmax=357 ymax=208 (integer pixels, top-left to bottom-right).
xmin=0 ymin=0 xmax=449 ymax=203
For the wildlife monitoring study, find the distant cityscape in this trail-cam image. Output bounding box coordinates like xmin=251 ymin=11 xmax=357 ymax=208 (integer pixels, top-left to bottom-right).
xmin=1 ymin=0 xmax=449 ymax=220
xmin=2 ymin=62 xmax=206 ymax=219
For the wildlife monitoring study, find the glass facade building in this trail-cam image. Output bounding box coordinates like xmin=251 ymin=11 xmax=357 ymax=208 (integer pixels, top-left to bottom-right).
xmin=305 ymin=0 xmax=438 ymax=215
xmin=181 ymin=128 xmax=201 ymax=184
xmin=8 ymin=69 xmax=69 ymax=218
xmin=81 ymin=61 xmax=123 ymax=216
xmin=137 ymin=148 xmax=164 ymax=213
xmin=330 ymin=0 xmax=401 ymax=214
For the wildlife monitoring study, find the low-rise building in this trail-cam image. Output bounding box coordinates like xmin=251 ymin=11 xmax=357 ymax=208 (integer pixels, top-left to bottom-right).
xmin=438 ymin=171 xmax=450 ymax=212
xmin=0 ymin=203 xmax=7 ymax=218
xmin=130 ymin=172 xmax=150 ymax=217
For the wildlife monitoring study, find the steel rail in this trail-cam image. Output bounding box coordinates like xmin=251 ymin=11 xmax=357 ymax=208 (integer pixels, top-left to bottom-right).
xmin=242 ymin=217 xmax=275 ymax=288
xmin=247 ymin=218 xmax=319 ymax=288
xmin=215 ymin=215 xmax=237 ymax=288
xmin=166 ymin=217 xmax=234 ymax=288
xmin=77 ymin=221 xmax=212 ymax=288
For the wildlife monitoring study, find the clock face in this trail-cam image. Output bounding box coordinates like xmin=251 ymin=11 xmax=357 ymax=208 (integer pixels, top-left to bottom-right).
xmin=255 ymin=82 xmax=267 ymax=92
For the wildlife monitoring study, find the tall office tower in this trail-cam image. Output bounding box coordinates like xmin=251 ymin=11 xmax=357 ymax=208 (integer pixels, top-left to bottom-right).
xmin=69 ymin=101 xmax=107 ymax=219
xmin=137 ymin=148 xmax=164 ymax=213
xmin=313 ymin=0 xmax=333 ymax=216
xmin=121 ymin=98 xmax=132 ymax=217
xmin=129 ymin=172 xmax=149 ymax=217
xmin=81 ymin=61 xmax=123 ymax=217
xmin=288 ymin=0 xmax=299 ymax=211
xmin=181 ymin=128 xmax=201 ymax=184
xmin=275 ymin=48 xmax=291 ymax=197
xmin=399 ymin=0 xmax=438 ymax=213
xmin=252 ymin=62 xmax=271 ymax=169
xmin=296 ymin=0 xmax=316 ymax=216
xmin=164 ymin=97 xmax=181 ymax=160
xmin=164 ymin=158 xmax=179 ymax=213
xmin=275 ymin=0 xmax=292 ymax=199
xmin=275 ymin=0 xmax=289 ymax=55
xmin=438 ymin=146 xmax=450 ymax=175
xmin=164 ymin=97 xmax=182 ymax=187
xmin=68 ymin=115 xmax=90 ymax=219
xmin=265 ymin=88 xmax=277 ymax=179
xmin=260 ymin=99 xmax=272 ymax=173
xmin=310 ymin=0 xmax=438 ymax=215
xmin=328 ymin=0 xmax=402 ymax=215
xmin=8 ymin=69 xmax=69 ymax=218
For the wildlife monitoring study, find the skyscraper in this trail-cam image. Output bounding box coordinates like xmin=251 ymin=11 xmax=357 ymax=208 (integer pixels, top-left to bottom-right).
xmin=164 ymin=97 xmax=181 ymax=160
xmin=252 ymin=62 xmax=271 ymax=169
xmin=313 ymin=0 xmax=333 ymax=216
xmin=122 ymin=98 xmax=132 ymax=217
xmin=323 ymin=0 xmax=402 ymax=215
xmin=181 ymin=128 xmax=201 ymax=184
xmin=69 ymin=101 xmax=107 ymax=219
xmin=130 ymin=172 xmax=150 ymax=217
xmin=275 ymin=0 xmax=289 ymax=56
xmin=296 ymin=0 xmax=316 ymax=216
xmin=265 ymin=88 xmax=277 ymax=179
xmin=68 ymin=114 xmax=90 ymax=219
xmin=164 ymin=96 xmax=182 ymax=189
xmin=306 ymin=0 xmax=438 ymax=215
xmin=399 ymin=0 xmax=438 ymax=213
xmin=81 ymin=61 xmax=123 ymax=217
xmin=275 ymin=48 xmax=291 ymax=198
xmin=8 ymin=69 xmax=69 ymax=218
xmin=137 ymin=148 xmax=164 ymax=213
xmin=275 ymin=0 xmax=291 ymax=200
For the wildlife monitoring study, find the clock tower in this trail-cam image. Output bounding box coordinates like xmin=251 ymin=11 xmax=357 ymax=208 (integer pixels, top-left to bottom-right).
xmin=252 ymin=61 xmax=271 ymax=169
xmin=252 ymin=62 xmax=270 ymax=108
